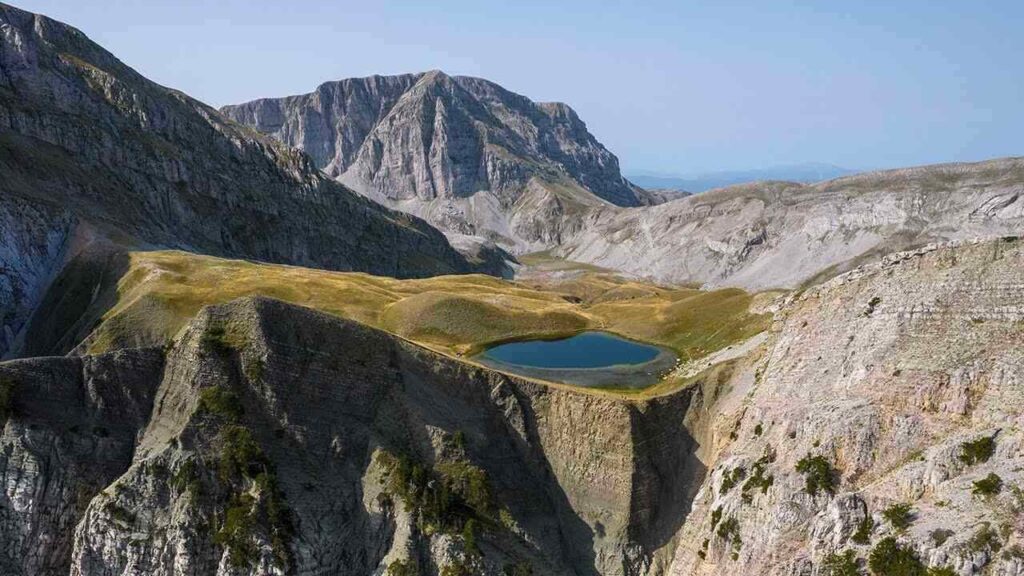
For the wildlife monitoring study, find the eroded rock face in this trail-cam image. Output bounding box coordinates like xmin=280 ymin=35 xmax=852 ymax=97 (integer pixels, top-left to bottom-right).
xmin=222 ymin=71 xmax=646 ymax=251
xmin=556 ymin=159 xmax=1024 ymax=290
xmin=0 ymin=349 xmax=164 ymax=575
xmin=1 ymin=297 xmax=708 ymax=576
xmin=0 ymin=196 xmax=75 ymax=358
xmin=667 ymin=239 xmax=1024 ymax=576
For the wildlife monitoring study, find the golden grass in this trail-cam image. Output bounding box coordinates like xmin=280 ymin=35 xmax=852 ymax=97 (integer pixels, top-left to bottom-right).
xmin=88 ymin=251 xmax=771 ymax=383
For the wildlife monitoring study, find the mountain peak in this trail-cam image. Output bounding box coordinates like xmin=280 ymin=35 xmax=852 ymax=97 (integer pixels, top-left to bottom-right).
xmin=223 ymin=71 xmax=647 ymax=251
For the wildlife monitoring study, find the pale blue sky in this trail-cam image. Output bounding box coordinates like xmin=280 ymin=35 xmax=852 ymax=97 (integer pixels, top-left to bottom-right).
xmin=17 ymin=0 xmax=1024 ymax=174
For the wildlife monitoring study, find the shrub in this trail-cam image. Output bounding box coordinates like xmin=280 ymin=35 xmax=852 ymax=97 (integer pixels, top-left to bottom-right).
xmin=199 ymin=386 xmax=244 ymax=422
xmin=441 ymin=562 xmax=472 ymax=576
xmin=882 ymin=504 xmax=914 ymax=531
xmin=720 ymin=466 xmax=746 ymax=494
xmin=967 ymin=523 xmax=1001 ymax=554
xmin=741 ymin=459 xmax=774 ymax=503
xmin=202 ymin=324 xmax=233 ymax=355
xmin=868 ymin=537 xmax=926 ymax=576
xmin=170 ymin=458 xmax=201 ymax=496
xmin=462 ymin=518 xmax=480 ymax=557
xmin=103 ymin=501 xmax=136 ymax=526
xmin=972 ymin=473 xmax=1003 ymax=497
xmin=927 ymin=568 xmax=956 ymax=576
xmin=821 ymin=549 xmax=859 ymax=576
xmin=796 ymin=454 xmax=837 ymax=496
xmin=754 ymin=423 xmax=763 ymax=436
xmin=710 ymin=506 xmax=723 ymax=530
xmin=852 ymin=515 xmax=874 ymax=545
xmin=717 ymin=517 xmax=742 ymax=549
xmin=929 ymin=528 xmax=953 ymax=547
xmin=213 ymin=493 xmax=258 ymax=568
xmin=959 ymin=436 xmax=995 ymax=465
xmin=218 ymin=425 xmax=267 ymax=482
xmin=436 ymin=460 xmax=493 ymax=515
xmin=386 ymin=559 xmax=419 ymax=576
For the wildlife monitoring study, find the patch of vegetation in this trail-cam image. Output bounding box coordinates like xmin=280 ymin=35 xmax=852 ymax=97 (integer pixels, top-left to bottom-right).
xmin=206 ymin=417 xmax=293 ymax=570
xmin=1002 ymin=544 xmax=1024 ymax=561
xmin=821 ymin=549 xmax=859 ymax=576
xmin=929 ymin=528 xmax=953 ymax=547
xmin=386 ymin=559 xmax=419 ymax=576
xmin=796 ymin=454 xmax=837 ymax=496
xmin=753 ymin=423 xmax=763 ymax=436
xmin=867 ymin=537 xmax=925 ymax=576
xmin=440 ymin=561 xmax=473 ymax=576
xmin=972 ymin=473 xmax=1003 ymax=497
xmin=198 ymin=386 xmax=244 ymax=422
xmin=462 ymin=518 xmax=480 ymax=557
xmin=716 ymin=517 xmax=742 ymax=550
xmin=720 ymin=466 xmax=746 ymax=494
xmin=170 ymin=458 xmax=201 ymax=497
xmin=201 ymin=323 xmax=233 ymax=355
xmin=882 ymin=504 xmax=914 ymax=531
xmin=376 ymin=450 xmax=495 ymax=537
xmin=741 ymin=452 xmax=775 ymax=503
xmin=852 ymin=515 xmax=874 ymax=545
xmin=926 ymin=567 xmax=956 ymax=576
xmin=959 ymin=436 xmax=996 ymax=465
xmin=967 ymin=523 xmax=1001 ymax=554
xmin=710 ymin=506 xmax=723 ymax=531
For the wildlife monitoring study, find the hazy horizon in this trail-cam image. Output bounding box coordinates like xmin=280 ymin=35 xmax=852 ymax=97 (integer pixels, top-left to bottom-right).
xmin=17 ymin=0 xmax=1022 ymax=174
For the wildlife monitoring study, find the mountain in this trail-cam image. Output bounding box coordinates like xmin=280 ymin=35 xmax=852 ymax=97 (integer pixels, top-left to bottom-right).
xmin=626 ymin=163 xmax=856 ymax=192
xmin=557 ymin=157 xmax=1024 ymax=289
xmin=222 ymin=71 xmax=650 ymax=251
xmin=4 ymin=240 xmax=1023 ymax=575
xmin=0 ymin=4 xmax=504 ymax=359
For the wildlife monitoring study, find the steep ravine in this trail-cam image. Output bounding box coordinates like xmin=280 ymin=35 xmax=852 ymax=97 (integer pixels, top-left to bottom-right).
xmin=0 ymin=297 xmax=722 ymax=576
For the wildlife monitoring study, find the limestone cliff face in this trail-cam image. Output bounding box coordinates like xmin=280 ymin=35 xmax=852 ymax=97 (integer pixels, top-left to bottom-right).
xmin=666 ymin=238 xmax=1024 ymax=576
xmin=0 ymin=4 xmax=498 ymax=358
xmin=222 ymin=71 xmax=646 ymax=251
xmin=556 ymin=158 xmax=1024 ymax=290
xmin=1 ymin=297 xmax=708 ymax=576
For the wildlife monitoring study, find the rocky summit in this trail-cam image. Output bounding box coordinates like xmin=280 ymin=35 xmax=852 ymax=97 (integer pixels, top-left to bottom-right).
xmin=2 ymin=3 xmax=1024 ymax=576
xmin=222 ymin=71 xmax=648 ymax=252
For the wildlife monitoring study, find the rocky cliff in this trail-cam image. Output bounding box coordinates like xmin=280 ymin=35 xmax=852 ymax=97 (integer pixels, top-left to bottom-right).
xmin=557 ymin=157 xmax=1024 ymax=290
xmin=0 ymin=296 xmax=717 ymax=576
xmin=222 ymin=71 xmax=646 ymax=251
xmin=0 ymin=3 xmax=503 ymax=359
xmin=664 ymin=238 xmax=1024 ymax=575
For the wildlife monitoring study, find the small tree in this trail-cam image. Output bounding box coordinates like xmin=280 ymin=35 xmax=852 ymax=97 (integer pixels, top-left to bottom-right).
xmin=796 ymin=454 xmax=837 ymax=496
xmin=959 ymin=436 xmax=995 ymax=465
xmin=882 ymin=504 xmax=914 ymax=531
xmin=972 ymin=473 xmax=1003 ymax=497
xmin=821 ymin=549 xmax=859 ymax=576
xmin=868 ymin=537 xmax=926 ymax=576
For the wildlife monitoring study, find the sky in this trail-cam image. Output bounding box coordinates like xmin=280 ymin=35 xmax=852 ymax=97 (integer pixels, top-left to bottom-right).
xmin=15 ymin=0 xmax=1024 ymax=174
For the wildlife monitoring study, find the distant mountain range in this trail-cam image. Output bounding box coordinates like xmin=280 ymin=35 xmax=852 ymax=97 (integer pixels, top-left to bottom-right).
xmin=626 ymin=163 xmax=857 ymax=192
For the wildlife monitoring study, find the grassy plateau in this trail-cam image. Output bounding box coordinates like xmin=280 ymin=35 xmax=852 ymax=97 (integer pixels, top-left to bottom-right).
xmin=87 ymin=250 xmax=771 ymax=396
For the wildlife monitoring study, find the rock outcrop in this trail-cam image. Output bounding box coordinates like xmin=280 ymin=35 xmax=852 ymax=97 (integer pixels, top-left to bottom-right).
xmin=0 ymin=3 xmax=500 ymax=358
xmin=222 ymin=71 xmax=647 ymax=251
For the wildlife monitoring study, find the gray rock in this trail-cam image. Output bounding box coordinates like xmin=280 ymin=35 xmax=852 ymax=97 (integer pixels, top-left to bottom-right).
xmin=222 ymin=71 xmax=649 ymax=251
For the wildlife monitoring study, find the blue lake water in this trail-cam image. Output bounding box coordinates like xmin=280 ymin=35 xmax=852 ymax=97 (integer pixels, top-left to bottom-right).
xmin=481 ymin=331 xmax=661 ymax=369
